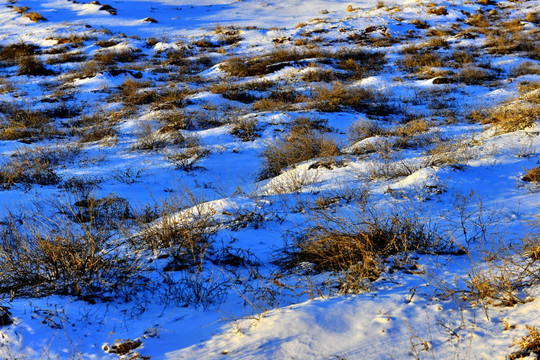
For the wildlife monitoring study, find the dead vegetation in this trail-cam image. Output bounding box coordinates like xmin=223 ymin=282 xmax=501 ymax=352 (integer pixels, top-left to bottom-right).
xmin=282 ymin=198 xmax=448 ymax=292
xmin=259 ymin=116 xmax=339 ymax=179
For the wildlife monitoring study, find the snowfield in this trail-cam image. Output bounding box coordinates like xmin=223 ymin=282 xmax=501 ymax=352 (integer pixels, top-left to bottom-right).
xmin=0 ymin=0 xmax=539 ymax=359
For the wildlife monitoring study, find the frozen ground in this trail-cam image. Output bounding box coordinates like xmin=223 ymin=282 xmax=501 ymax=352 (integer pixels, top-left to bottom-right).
xmin=0 ymin=0 xmax=539 ymax=359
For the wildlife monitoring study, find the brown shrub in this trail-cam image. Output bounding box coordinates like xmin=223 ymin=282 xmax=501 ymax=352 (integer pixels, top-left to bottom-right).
xmin=427 ymin=6 xmax=448 ymax=16
xmin=230 ymin=117 xmax=259 ymax=141
xmin=447 ymin=49 xmax=476 ymax=67
xmin=0 ymin=201 xmax=142 ymax=299
xmin=522 ymin=167 xmax=540 ymax=183
xmin=24 ymin=11 xmax=46 ymax=22
xmin=0 ymin=43 xmax=39 ymax=64
xmin=399 ymin=51 xmax=444 ymax=72
xmin=526 ymin=12 xmax=539 ymax=24
xmin=94 ymin=48 xmax=141 ymax=65
xmin=17 ymin=56 xmax=55 ymax=76
xmin=457 ymin=66 xmax=495 ymax=85
xmin=468 ymin=102 xmax=540 ymax=132
xmin=117 ymin=79 xmax=157 ymax=106
xmin=46 ymin=50 xmax=87 ymax=65
xmin=309 ymin=82 xmax=391 ymax=115
xmin=283 ymin=200 xmax=444 ymax=289
xmin=0 ymin=106 xmax=56 ymax=140
xmin=512 ymin=62 xmax=540 ymax=77
xmin=465 ymin=13 xmax=490 ymax=28
xmin=259 ymin=119 xmax=339 ymax=179
xmin=485 ymin=29 xmax=536 ymax=55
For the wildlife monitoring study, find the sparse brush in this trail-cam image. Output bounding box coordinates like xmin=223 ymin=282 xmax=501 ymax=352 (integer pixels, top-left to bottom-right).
xmin=511 ymin=62 xmax=540 ymax=77
xmin=132 ymin=121 xmax=168 ymax=151
xmin=347 ymin=118 xmax=387 ymax=143
xmin=94 ymin=48 xmax=141 ymax=65
xmin=24 ymin=11 xmax=46 ymax=22
xmin=0 ymin=201 xmax=143 ymax=300
xmin=398 ymin=51 xmax=444 ymax=73
xmin=0 ymin=145 xmax=80 ymax=189
xmin=259 ymin=119 xmax=339 ymax=179
xmin=465 ymin=13 xmax=490 ymax=28
xmin=309 ymin=82 xmax=391 ymax=115
xmin=17 ymin=55 xmax=55 ymax=76
xmin=0 ymin=105 xmax=57 ymax=140
xmin=159 ymin=111 xmax=195 ymax=132
xmin=117 ymin=78 xmax=157 ymax=106
xmin=485 ymin=29 xmax=537 ymax=56
xmin=135 ymin=191 xmax=217 ymax=270
xmin=283 ymin=198 xmax=445 ymax=288
xmin=391 ymin=118 xmax=439 ymax=149
xmin=526 ymin=11 xmax=539 ymax=24
xmin=230 ymin=116 xmax=259 ymax=141
xmin=221 ymin=48 xmax=325 ymax=77
xmin=72 ymin=111 xmax=118 ymax=143
xmin=427 ymin=6 xmax=448 ymax=16
xmin=522 ymin=167 xmax=540 ymax=183
xmin=511 ymin=326 xmax=540 ymax=359
xmin=457 ymin=65 xmax=495 ymax=85
xmin=46 ymin=50 xmax=87 ymax=64
xmin=468 ymin=101 xmax=540 ymax=133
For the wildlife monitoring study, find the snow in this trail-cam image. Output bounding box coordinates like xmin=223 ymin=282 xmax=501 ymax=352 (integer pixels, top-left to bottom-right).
xmin=0 ymin=0 xmax=539 ymax=358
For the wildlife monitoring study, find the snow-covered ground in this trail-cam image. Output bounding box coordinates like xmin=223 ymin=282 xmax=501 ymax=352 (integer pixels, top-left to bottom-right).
xmin=0 ymin=0 xmax=539 ymax=358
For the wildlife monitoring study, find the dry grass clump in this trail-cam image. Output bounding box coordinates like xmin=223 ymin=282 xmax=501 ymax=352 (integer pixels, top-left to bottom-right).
xmin=165 ymin=141 xmax=210 ymax=172
xmin=132 ymin=121 xmax=189 ymax=151
xmin=511 ymin=61 xmax=540 ymax=77
xmin=221 ymin=48 xmax=322 ymax=77
xmin=465 ymin=13 xmax=490 ymax=28
xmin=12 ymin=6 xmax=29 ymax=14
xmin=46 ymin=50 xmax=87 ymax=65
xmin=49 ymin=34 xmax=91 ymax=48
xmin=17 ymin=55 xmax=55 ymax=76
xmin=446 ymin=49 xmax=476 ymax=67
xmin=411 ymin=19 xmax=430 ymax=29
xmin=259 ymin=117 xmax=339 ymax=179
xmin=69 ymin=110 xmax=118 ymax=143
xmin=284 ymin=200 xmax=444 ymax=290
xmin=117 ymin=79 xmax=157 ymax=106
xmin=24 ymin=11 xmax=46 ymax=22
xmin=0 ymin=146 xmax=71 ymax=189
xmin=485 ymin=29 xmax=537 ymax=56
xmin=390 ymin=118 xmax=439 ymax=149
xmin=221 ymin=48 xmax=385 ymax=79
xmin=136 ymin=196 xmax=217 ymax=270
xmin=510 ymin=326 xmax=540 ymax=359
xmin=94 ymin=48 xmax=141 ymax=65
xmin=522 ymin=167 xmax=540 ymax=183
xmin=230 ymin=116 xmax=259 ymax=141
xmin=468 ymin=101 xmax=540 ymax=133
xmin=95 ymin=39 xmax=120 ymax=48
xmin=427 ymin=6 xmax=448 ymax=16
xmin=0 ymin=42 xmax=39 ymax=65
xmin=309 ymin=82 xmax=392 ymax=115
xmin=347 ymin=118 xmax=387 ymax=143
xmin=0 ymin=106 xmax=56 ymax=140
xmin=334 ymin=49 xmax=387 ymax=78
xmin=457 ymin=65 xmax=495 ymax=85
xmin=526 ymin=12 xmax=539 ymax=24
xmin=210 ymin=81 xmax=265 ymax=103
xmin=424 ymin=135 xmax=478 ymax=169
xmin=158 ymin=111 xmax=195 ymax=132
xmin=301 ymin=68 xmax=337 ymax=83
xmin=399 ymin=50 xmax=444 ymax=73
xmin=0 ymin=201 xmax=142 ymax=299
xmin=518 ymin=81 xmax=540 ymax=97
